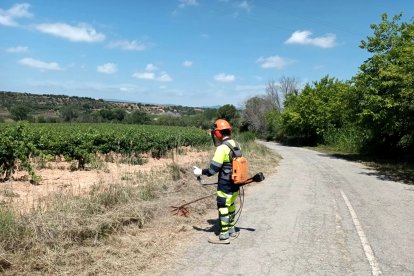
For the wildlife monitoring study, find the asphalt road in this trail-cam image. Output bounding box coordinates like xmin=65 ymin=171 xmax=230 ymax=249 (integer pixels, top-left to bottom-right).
xmin=169 ymin=142 xmax=414 ymax=276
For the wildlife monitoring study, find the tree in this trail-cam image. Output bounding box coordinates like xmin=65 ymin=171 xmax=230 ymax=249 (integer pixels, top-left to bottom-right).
xmin=113 ymin=108 xmax=127 ymax=121
xmin=60 ymin=105 xmax=80 ymax=122
xmin=217 ymin=104 xmax=238 ymax=126
xmin=354 ymin=13 xmax=414 ymax=152
xmin=265 ymin=109 xmax=282 ymax=140
xmin=99 ymin=109 xmax=115 ymax=121
xmin=9 ymin=105 xmax=31 ymax=121
xmin=280 ymin=76 xmax=352 ymax=144
xmin=265 ymin=80 xmax=282 ymax=111
xmin=155 ymin=114 xmax=182 ymax=126
xmin=242 ymin=96 xmax=270 ymax=136
xmin=203 ymin=108 xmax=219 ymax=121
xmin=279 ymin=76 xmax=300 ymax=98
xmin=127 ymin=110 xmax=151 ymax=124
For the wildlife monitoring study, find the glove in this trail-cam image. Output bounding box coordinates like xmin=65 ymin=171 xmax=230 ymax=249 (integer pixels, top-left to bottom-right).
xmin=193 ymin=166 xmax=202 ymax=177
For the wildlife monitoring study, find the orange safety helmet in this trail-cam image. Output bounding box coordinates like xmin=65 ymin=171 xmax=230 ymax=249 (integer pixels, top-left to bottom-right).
xmin=213 ymin=119 xmax=232 ymax=140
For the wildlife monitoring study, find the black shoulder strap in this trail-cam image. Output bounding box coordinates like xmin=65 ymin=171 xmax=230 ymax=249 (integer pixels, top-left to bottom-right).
xmin=223 ymin=140 xmax=242 ymax=158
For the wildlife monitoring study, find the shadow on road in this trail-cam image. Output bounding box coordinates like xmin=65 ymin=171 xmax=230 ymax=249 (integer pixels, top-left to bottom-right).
xmin=317 ymin=152 xmax=414 ymax=185
xmin=192 ymin=219 xmax=217 ymax=234
xmin=193 ymin=219 xmax=256 ymax=235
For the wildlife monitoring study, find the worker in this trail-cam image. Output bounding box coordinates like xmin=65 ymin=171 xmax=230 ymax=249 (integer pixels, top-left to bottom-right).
xmin=193 ymin=119 xmax=240 ymax=244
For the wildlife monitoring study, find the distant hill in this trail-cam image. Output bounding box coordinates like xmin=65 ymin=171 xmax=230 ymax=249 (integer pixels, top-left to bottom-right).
xmin=0 ymin=91 xmax=210 ymax=122
xmin=0 ymin=91 xmax=109 ymax=110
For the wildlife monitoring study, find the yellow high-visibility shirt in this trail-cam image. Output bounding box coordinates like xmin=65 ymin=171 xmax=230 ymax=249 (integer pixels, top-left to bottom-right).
xmin=204 ymin=139 xmax=237 ymax=176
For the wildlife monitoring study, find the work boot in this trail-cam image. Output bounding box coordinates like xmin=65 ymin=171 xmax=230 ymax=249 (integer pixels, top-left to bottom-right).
xmin=228 ymin=227 xmax=238 ymax=238
xmin=208 ymin=232 xmax=230 ymax=244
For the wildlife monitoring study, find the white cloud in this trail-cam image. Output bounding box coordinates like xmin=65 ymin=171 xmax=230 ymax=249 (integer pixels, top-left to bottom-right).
xmin=256 ymin=55 xmax=294 ymax=69
xmin=132 ymin=65 xmax=172 ymax=82
xmin=6 ymin=46 xmax=28 ymax=53
xmin=145 ymin=63 xmax=158 ymax=71
xmin=157 ymin=72 xmax=173 ymax=82
xmin=0 ymin=3 xmax=32 ymax=27
xmin=182 ymin=60 xmax=193 ymax=67
xmin=97 ymin=63 xmax=117 ymax=74
xmin=285 ymin=30 xmax=336 ymax=48
xmin=214 ymin=73 xmax=235 ymax=82
xmin=178 ymin=0 xmax=199 ymax=8
xmin=18 ymin=57 xmax=62 ymax=71
xmin=238 ymin=1 xmax=251 ymax=12
xmin=120 ymin=87 xmax=133 ymax=92
xmin=108 ymin=39 xmax=150 ymax=51
xmin=35 ymin=22 xmax=105 ymax=42
xmin=132 ymin=72 xmax=155 ymax=80
xmin=9 ymin=3 xmax=32 ymax=18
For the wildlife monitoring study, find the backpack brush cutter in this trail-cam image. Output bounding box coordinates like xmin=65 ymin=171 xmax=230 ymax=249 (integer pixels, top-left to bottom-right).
xmin=170 ymin=172 xmax=265 ymax=217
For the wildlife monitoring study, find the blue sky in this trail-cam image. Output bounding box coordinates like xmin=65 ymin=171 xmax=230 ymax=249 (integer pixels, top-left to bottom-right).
xmin=1 ymin=1 xmax=413 ymax=107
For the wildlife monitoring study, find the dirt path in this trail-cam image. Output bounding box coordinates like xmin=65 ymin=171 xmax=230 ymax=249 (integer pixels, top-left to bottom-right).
xmin=161 ymin=142 xmax=414 ymax=275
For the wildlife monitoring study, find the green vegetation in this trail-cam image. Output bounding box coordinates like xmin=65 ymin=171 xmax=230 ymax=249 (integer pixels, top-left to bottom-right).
xmin=241 ymin=13 xmax=413 ymax=159
xmin=280 ymin=76 xmax=356 ymax=147
xmin=354 ymin=13 xmax=414 ymax=154
xmin=0 ymin=124 xmax=38 ymax=183
xmin=0 ymin=91 xmax=219 ymax=126
xmin=0 ymin=123 xmax=211 ymax=182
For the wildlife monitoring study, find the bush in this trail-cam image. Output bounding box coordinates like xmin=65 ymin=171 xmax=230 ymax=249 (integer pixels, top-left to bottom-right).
xmin=323 ymin=125 xmax=370 ymax=153
xmin=9 ymin=105 xmax=32 ymax=121
xmin=0 ymin=123 xmax=38 ymax=182
xmin=236 ymin=131 xmax=256 ymax=143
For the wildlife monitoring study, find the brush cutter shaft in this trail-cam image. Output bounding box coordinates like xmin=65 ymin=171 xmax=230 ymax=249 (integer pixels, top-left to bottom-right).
xmin=179 ymin=193 xmax=216 ymax=207
xmin=171 ymin=172 xmax=265 ymax=217
xmin=200 ymin=172 xmax=264 ymax=186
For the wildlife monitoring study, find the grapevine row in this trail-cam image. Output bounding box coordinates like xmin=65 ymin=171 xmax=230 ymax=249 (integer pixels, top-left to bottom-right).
xmin=0 ymin=123 xmax=211 ymax=182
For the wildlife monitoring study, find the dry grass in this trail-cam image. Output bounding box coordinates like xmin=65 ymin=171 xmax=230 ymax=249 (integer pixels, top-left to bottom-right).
xmin=0 ymin=140 xmax=280 ymax=275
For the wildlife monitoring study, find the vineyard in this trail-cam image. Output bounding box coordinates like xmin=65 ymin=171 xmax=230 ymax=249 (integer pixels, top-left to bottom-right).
xmin=0 ymin=123 xmax=211 ymax=182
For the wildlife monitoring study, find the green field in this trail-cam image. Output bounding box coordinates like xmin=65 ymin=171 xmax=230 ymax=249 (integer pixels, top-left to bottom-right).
xmin=0 ymin=123 xmax=211 ymax=181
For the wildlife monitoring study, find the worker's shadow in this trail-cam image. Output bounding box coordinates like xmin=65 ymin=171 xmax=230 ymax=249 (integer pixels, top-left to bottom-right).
xmin=193 ymin=219 xmax=255 ymax=235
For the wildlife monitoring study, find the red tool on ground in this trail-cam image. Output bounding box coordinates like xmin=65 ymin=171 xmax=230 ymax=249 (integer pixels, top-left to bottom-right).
xmin=170 ymin=193 xmax=216 ymax=217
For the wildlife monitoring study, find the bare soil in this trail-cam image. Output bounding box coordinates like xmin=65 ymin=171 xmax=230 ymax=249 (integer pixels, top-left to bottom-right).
xmin=0 ymin=149 xmax=209 ymax=213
